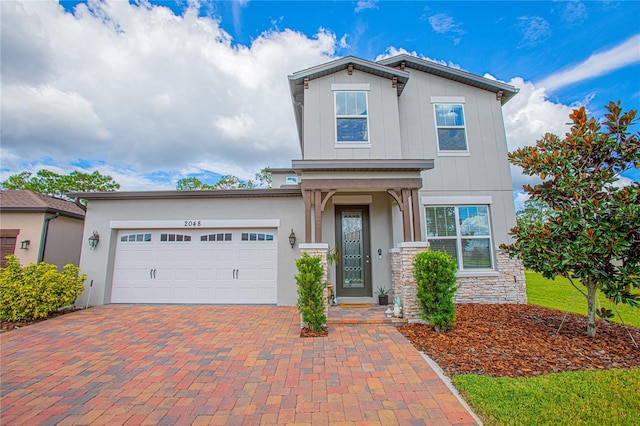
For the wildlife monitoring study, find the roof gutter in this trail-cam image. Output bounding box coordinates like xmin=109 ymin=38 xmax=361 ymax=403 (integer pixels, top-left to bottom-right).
xmin=38 ymin=212 xmax=59 ymax=263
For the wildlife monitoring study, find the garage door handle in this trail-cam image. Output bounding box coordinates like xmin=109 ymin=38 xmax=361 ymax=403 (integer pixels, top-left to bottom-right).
xmin=150 ymin=269 xmax=153 ymax=279
xmin=153 ymin=269 xmax=156 ymax=279
xmin=236 ymin=269 xmax=239 ymax=279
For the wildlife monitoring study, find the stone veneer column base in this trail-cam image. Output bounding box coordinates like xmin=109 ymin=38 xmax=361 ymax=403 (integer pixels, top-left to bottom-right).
xmin=454 ymin=250 xmax=527 ymax=304
xmin=390 ymin=242 xmax=430 ymax=323
xmin=299 ymin=243 xmax=329 ymax=329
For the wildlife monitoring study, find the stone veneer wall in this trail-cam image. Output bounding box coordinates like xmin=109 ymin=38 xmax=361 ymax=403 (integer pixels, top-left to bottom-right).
xmin=455 ymin=250 xmax=527 ymax=304
xmin=390 ymin=242 xmax=430 ymax=323
xmin=298 ymin=244 xmax=329 ymax=328
xmin=391 ymin=244 xmax=527 ymax=322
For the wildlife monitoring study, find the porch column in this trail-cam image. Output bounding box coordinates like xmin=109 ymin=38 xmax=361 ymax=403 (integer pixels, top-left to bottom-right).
xmin=303 ymin=190 xmax=312 ymax=243
xmin=401 ymin=189 xmax=412 ymax=242
xmin=314 ymin=190 xmax=322 ymax=243
xmin=411 ymin=189 xmax=421 ymax=241
xmin=390 ymin=242 xmax=430 ymax=322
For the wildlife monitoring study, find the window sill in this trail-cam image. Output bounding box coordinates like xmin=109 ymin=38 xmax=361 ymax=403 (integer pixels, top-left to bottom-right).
xmin=456 ymin=271 xmax=499 ymax=278
xmin=438 ymin=151 xmax=470 ymax=157
xmin=335 ymin=143 xmax=371 ymax=149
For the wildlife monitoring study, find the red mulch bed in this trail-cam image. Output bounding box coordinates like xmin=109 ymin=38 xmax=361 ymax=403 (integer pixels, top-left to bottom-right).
xmin=300 ymin=326 xmax=328 ymax=337
xmin=1 ymin=307 xmax=84 ymax=333
xmin=398 ymin=304 xmax=640 ymax=378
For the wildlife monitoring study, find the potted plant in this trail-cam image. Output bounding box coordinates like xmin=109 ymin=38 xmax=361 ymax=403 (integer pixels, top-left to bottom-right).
xmin=377 ymin=286 xmax=389 ymax=305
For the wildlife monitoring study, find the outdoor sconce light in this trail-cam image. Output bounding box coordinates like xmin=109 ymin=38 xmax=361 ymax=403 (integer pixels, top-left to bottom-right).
xmin=20 ymin=240 xmax=30 ymax=250
xmin=288 ymin=229 xmax=296 ymax=249
xmin=88 ymin=231 xmax=100 ymax=250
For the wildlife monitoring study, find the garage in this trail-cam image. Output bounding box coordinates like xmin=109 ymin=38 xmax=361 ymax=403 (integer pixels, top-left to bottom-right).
xmin=111 ymin=228 xmax=277 ymax=304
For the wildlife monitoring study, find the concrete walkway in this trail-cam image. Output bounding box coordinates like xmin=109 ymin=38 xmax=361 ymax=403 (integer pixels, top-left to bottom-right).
xmin=1 ymin=305 xmax=478 ymax=425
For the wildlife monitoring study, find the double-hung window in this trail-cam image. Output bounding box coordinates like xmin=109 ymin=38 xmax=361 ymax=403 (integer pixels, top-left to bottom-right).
xmin=432 ymin=97 xmax=468 ymax=153
xmin=425 ymin=205 xmax=493 ymax=270
xmin=334 ymin=88 xmax=369 ymax=143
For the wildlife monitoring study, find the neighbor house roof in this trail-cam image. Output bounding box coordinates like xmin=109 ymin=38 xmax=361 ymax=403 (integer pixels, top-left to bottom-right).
xmin=0 ymin=190 xmax=86 ymax=219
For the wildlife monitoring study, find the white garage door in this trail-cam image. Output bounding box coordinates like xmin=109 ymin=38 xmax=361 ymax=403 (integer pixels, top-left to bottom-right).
xmin=111 ymin=229 xmax=277 ymax=304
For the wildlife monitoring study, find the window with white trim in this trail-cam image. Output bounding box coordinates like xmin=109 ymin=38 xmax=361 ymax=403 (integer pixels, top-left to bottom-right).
xmin=425 ymin=205 xmax=493 ymax=270
xmin=335 ymin=91 xmax=369 ymax=142
xmin=433 ymin=103 xmax=468 ymax=152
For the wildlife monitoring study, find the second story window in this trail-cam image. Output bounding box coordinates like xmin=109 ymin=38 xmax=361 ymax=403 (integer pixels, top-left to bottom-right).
xmin=433 ymin=99 xmax=468 ymax=153
xmin=335 ymin=91 xmax=369 ymax=143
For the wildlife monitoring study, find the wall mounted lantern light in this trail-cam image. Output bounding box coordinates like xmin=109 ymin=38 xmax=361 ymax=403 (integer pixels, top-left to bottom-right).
xmin=20 ymin=240 xmax=30 ymax=250
xmin=88 ymin=231 xmax=100 ymax=250
xmin=288 ymin=229 xmax=296 ymax=249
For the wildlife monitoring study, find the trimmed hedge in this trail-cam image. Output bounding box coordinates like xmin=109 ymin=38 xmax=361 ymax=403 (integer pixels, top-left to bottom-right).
xmin=0 ymin=255 xmax=86 ymax=321
xmin=413 ymin=250 xmax=458 ymax=332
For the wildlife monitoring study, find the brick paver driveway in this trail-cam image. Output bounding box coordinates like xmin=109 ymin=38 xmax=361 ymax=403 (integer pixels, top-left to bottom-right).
xmin=1 ymin=305 xmax=477 ymax=425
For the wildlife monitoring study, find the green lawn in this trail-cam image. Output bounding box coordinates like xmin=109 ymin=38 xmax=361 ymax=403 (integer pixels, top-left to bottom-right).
xmin=453 ymin=271 xmax=640 ymax=425
xmin=525 ymin=271 xmax=640 ymax=328
xmin=453 ymin=368 xmax=640 ymax=426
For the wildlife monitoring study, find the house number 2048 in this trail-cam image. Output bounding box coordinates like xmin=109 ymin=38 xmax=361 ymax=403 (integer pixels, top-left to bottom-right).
xmin=184 ymin=220 xmax=202 ymax=227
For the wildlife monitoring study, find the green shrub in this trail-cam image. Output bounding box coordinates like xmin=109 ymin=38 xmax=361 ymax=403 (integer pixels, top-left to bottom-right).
xmin=0 ymin=255 xmax=86 ymax=321
xmin=413 ymin=250 xmax=458 ymax=332
xmin=295 ymin=252 xmax=326 ymax=332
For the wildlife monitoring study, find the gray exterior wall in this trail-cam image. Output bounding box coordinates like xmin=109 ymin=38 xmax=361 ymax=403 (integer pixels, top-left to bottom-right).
xmin=303 ymin=69 xmax=402 ymax=160
xmin=78 ymin=195 xmax=304 ymax=307
xmin=43 ymin=215 xmax=84 ymax=268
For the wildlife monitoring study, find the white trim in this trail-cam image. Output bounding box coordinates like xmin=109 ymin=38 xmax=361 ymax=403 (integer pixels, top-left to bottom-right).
xmin=333 ymin=195 xmax=373 ymax=205
xmin=299 ymin=243 xmax=330 ymax=250
xmin=430 ymin=96 xmax=466 ymax=104
xmin=421 ymin=196 xmax=493 ymax=205
xmin=334 ymin=143 xmax=372 ymax=149
xmin=331 ymin=83 xmax=371 ymax=91
xmin=110 ymin=219 xmax=281 ymax=229
xmin=396 ymin=242 xmax=430 ymax=249
xmin=457 ymin=271 xmax=500 ymax=278
xmin=437 ymin=151 xmax=471 ymax=157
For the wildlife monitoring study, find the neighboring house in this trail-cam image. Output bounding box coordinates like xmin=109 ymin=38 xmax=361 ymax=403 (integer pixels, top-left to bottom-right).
xmin=0 ymin=190 xmax=86 ymax=269
xmin=73 ymin=54 xmax=526 ymax=311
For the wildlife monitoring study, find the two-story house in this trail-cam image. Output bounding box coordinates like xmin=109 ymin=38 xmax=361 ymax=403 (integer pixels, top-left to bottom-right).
xmin=74 ymin=54 xmax=526 ymax=313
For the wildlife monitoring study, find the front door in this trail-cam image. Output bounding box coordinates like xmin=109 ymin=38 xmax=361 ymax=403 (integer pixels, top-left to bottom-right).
xmin=335 ymin=205 xmax=371 ymax=297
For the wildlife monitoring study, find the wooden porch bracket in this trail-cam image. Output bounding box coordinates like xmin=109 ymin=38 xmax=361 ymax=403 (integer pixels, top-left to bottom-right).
xmin=320 ymin=190 xmax=337 ymax=211
xmin=386 ymin=189 xmax=404 ymax=211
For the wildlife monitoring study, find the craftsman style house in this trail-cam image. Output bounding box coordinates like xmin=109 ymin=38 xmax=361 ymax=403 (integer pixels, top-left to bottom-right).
xmin=75 ymin=55 xmax=526 ymax=313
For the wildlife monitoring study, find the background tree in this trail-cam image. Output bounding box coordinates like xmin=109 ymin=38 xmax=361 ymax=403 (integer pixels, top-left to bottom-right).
xmin=516 ymin=198 xmax=552 ymax=228
xmin=175 ymin=168 xmax=272 ymax=190
xmin=502 ymin=102 xmax=640 ymax=337
xmin=2 ymin=169 xmax=119 ymax=203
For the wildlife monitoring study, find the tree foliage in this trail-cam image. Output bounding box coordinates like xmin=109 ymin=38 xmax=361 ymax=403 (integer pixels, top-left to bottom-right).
xmin=175 ymin=167 xmax=272 ymax=190
xmin=295 ymin=252 xmax=326 ymax=332
xmin=413 ymin=250 xmax=459 ymax=332
xmin=1 ymin=169 xmax=119 ymax=202
xmin=502 ymin=102 xmax=640 ymax=337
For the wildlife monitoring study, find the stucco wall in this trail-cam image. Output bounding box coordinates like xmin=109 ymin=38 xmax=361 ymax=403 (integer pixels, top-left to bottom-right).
xmin=43 ymin=215 xmax=84 ymax=267
xmin=0 ymin=212 xmax=45 ymax=266
xmin=78 ymin=195 xmax=305 ymax=307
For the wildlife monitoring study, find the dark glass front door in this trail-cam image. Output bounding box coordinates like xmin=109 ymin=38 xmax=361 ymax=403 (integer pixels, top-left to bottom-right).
xmin=335 ymin=205 xmax=371 ymax=297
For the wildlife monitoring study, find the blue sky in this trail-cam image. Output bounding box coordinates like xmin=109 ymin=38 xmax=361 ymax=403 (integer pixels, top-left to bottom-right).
xmin=2 ymin=0 xmax=639 ymax=207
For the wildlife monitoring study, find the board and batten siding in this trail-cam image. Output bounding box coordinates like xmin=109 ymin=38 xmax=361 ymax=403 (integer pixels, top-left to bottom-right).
xmin=302 ymin=69 xmax=402 ymax=160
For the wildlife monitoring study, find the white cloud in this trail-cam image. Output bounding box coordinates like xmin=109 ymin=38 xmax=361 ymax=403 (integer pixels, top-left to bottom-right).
xmin=538 ymin=34 xmax=640 ymax=92
xmin=562 ymin=1 xmax=588 ymax=26
xmin=355 ymin=0 xmax=378 ymax=13
xmin=427 ymin=13 xmax=464 ymax=35
xmin=375 ymin=47 xmax=462 ymax=70
xmin=516 ymin=16 xmax=551 ymax=48
xmin=0 ymin=0 xmax=337 ymax=188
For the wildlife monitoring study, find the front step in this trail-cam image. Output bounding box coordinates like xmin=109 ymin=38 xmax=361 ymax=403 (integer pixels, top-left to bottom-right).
xmin=327 ymin=305 xmax=407 ymax=325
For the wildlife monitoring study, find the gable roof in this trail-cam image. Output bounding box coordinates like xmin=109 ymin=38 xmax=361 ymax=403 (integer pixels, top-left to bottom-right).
xmin=0 ymin=190 xmax=86 ymax=219
xmin=376 ymin=54 xmax=518 ymax=105
xmin=288 ymin=54 xmax=519 ymax=147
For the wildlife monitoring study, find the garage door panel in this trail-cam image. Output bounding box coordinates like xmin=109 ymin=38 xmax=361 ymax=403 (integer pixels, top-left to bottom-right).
xmin=112 ymin=228 xmax=277 ymax=304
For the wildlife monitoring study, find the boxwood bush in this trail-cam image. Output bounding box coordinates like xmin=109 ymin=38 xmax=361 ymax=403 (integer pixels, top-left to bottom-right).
xmin=413 ymin=250 xmax=459 ymax=332
xmin=0 ymin=255 xmax=86 ymax=321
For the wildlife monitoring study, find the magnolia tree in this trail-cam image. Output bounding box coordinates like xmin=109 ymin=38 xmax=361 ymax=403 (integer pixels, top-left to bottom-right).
xmin=502 ymin=102 xmax=639 ymax=337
